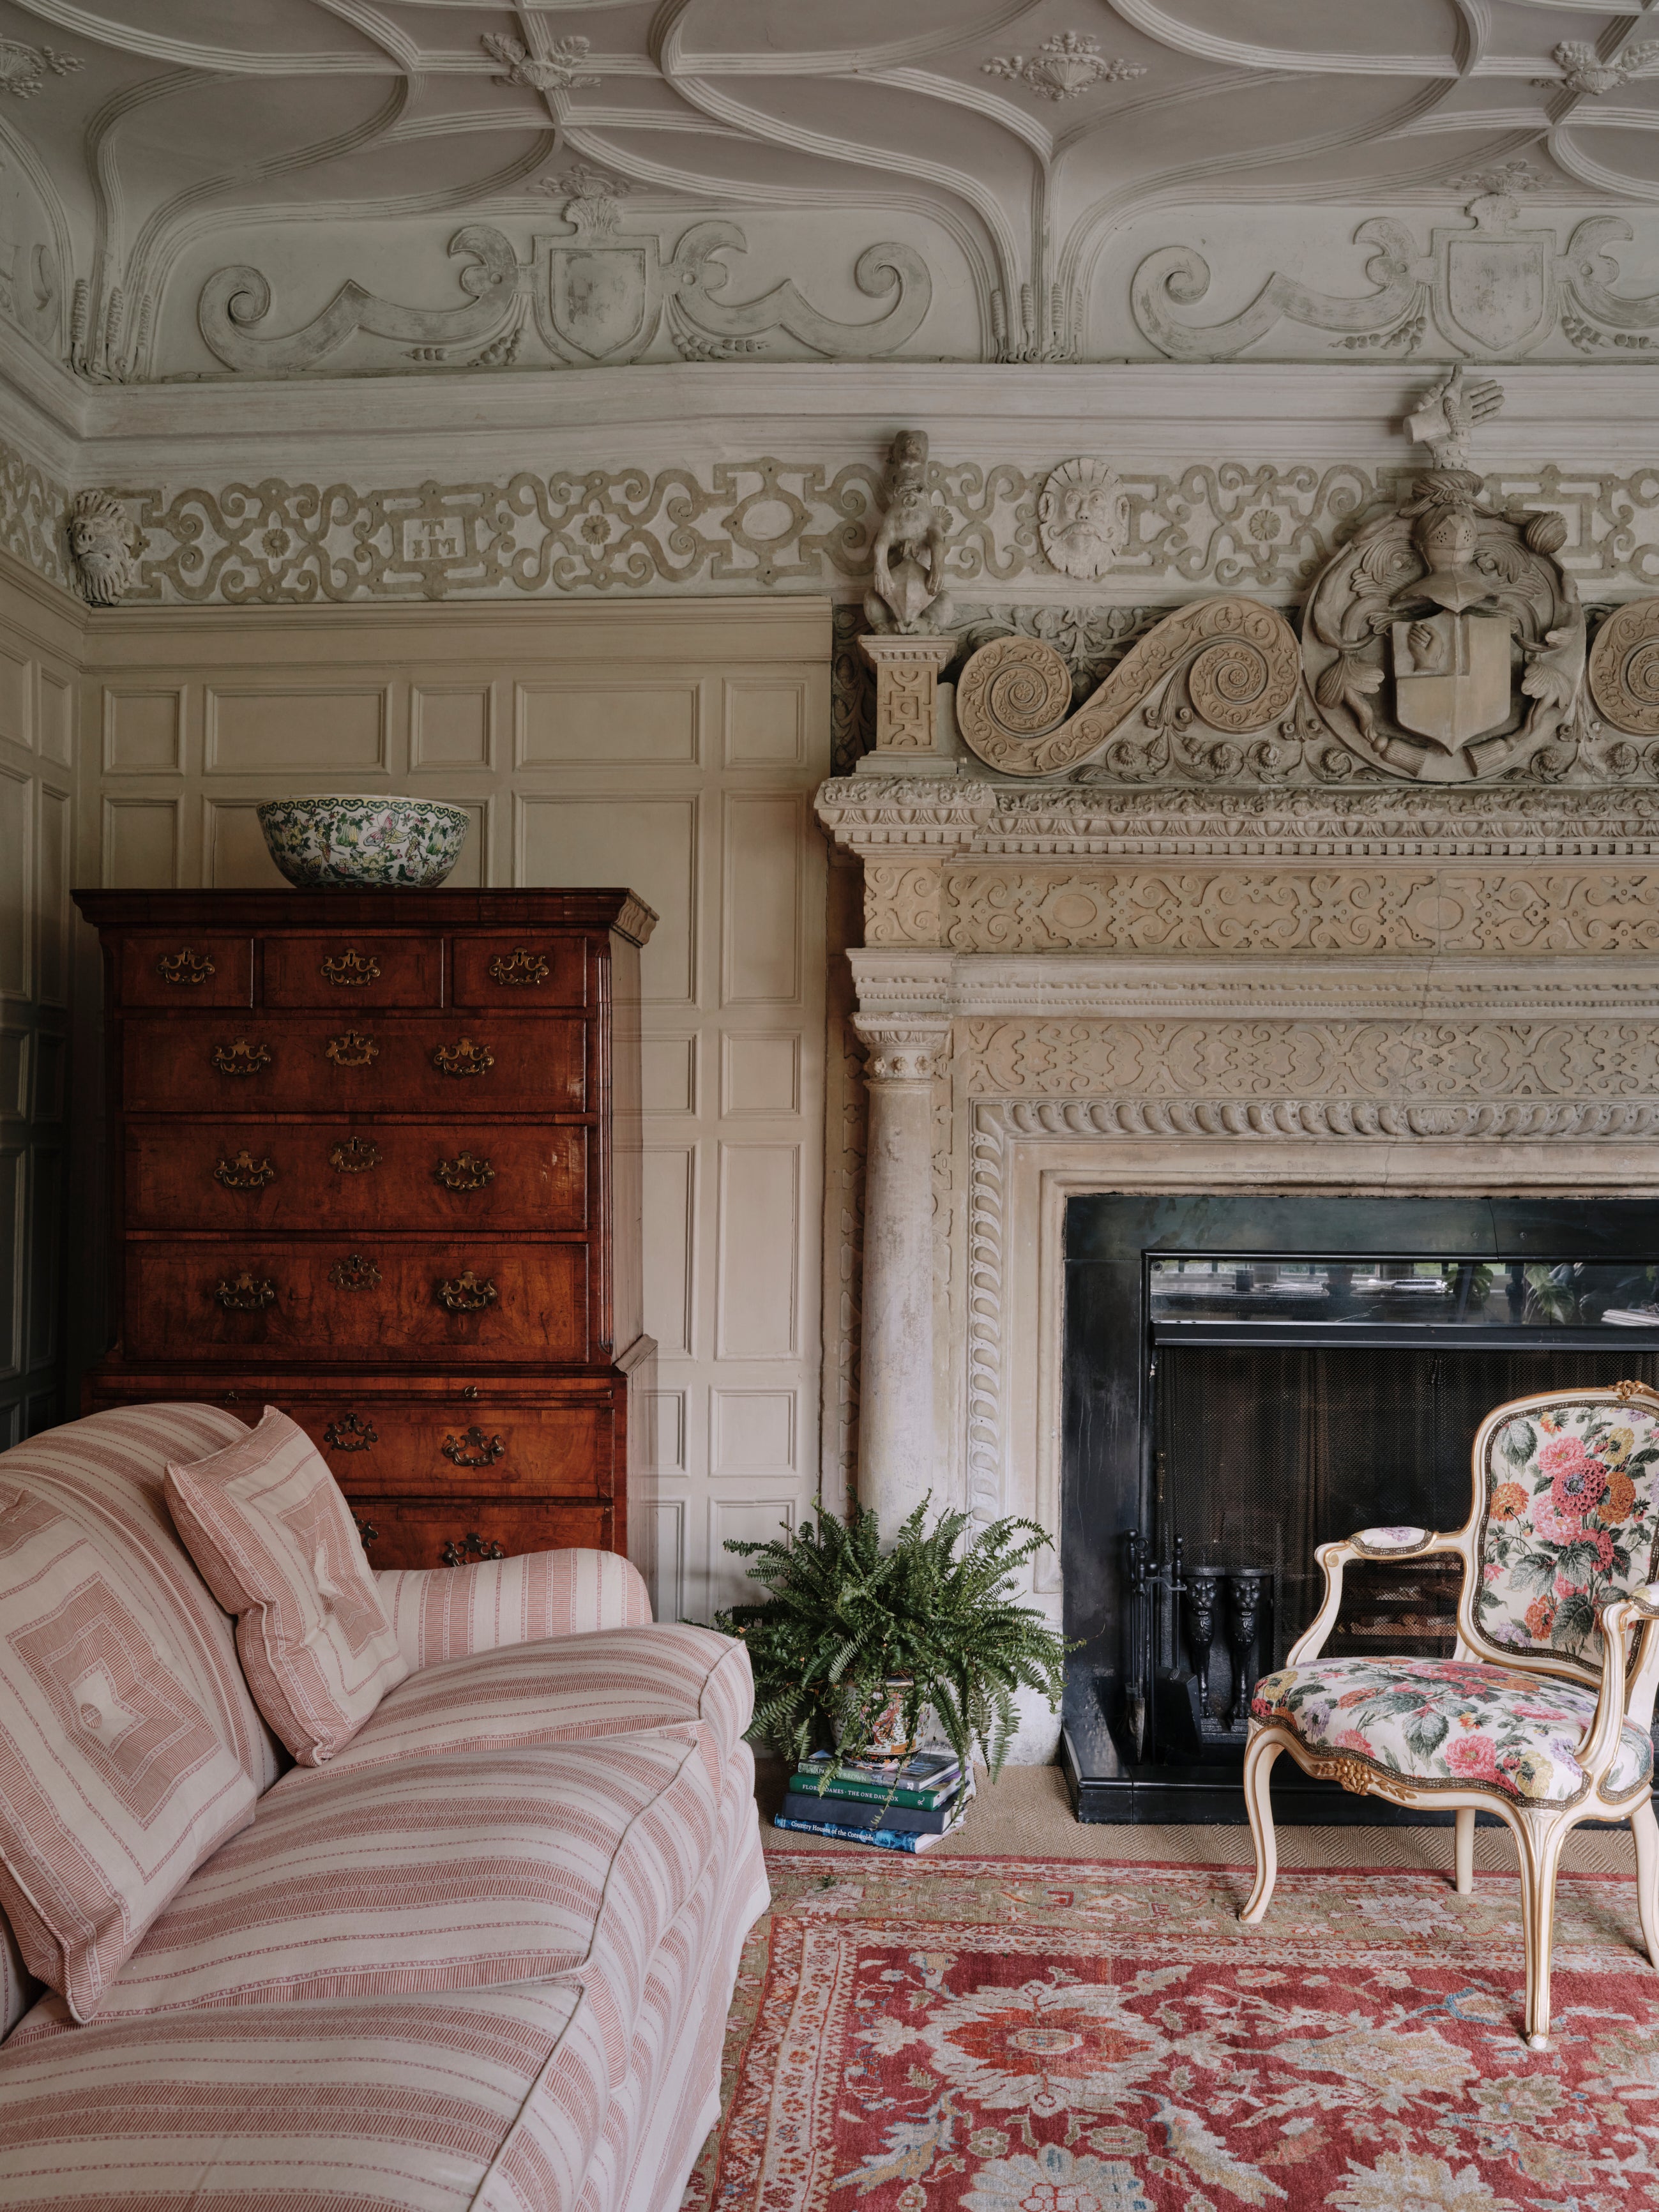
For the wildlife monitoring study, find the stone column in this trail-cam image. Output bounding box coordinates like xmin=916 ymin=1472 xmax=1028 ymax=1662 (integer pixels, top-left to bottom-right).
xmin=859 ymin=635 xmax=958 ymax=773
xmin=852 ymin=1015 xmax=949 ymax=1531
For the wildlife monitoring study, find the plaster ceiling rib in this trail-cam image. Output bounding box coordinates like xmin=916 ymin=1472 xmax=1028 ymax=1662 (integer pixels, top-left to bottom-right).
xmin=3 ymin=0 xmax=406 ymax=73
xmin=1548 ymin=120 xmax=1659 ymax=197
xmin=308 ymin=0 xmax=424 ymax=75
xmin=865 ymin=68 xmax=1057 ymax=165
xmin=0 ymin=110 xmax=76 ymax=356
xmin=81 ymin=68 xmax=201 ymax=374
xmin=653 ymin=0 xmax=1041 ymax=77
xmin=1048 ymin=70 xmax=1291 ymax=165
xmin=1103 ymin=0 xmax=1461 ymax=77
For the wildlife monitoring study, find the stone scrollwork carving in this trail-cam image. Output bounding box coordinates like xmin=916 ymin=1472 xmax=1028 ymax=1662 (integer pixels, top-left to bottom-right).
xmin=863 ymin=431 xmax=955 ymax=635
xmin=1301 ymin=371 xmax=1585 ymax=784
xmin=1589 ymin=599 xmax=1659 ymax=737
xmin=1037 ymin=458 xmax=1126 ymax=580
xmin=955 ymin=596 xmax=1300 ymax=778
xmin=67 ymin=489 xmax=139 ymax=605
xmin=198 ymin=223 xmax=931 ymax=376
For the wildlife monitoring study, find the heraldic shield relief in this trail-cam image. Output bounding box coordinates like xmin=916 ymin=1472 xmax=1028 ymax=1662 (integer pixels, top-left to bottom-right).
xmin=533 ymin=232 xmax=662 ymax=364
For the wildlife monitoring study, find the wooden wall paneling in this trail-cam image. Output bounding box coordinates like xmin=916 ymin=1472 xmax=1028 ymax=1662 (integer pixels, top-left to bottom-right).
xmin=76 ymin=598 xmax=833 ymax=1619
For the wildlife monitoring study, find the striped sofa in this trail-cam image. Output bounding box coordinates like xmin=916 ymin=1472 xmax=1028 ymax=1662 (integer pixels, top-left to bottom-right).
xmin=0 ymin=1404 xmax=769 ymax=2211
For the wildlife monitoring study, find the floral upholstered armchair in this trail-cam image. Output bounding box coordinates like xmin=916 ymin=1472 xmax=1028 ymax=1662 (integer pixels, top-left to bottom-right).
xmin=1241 ymin=1381 xmax=1659 ymax=2049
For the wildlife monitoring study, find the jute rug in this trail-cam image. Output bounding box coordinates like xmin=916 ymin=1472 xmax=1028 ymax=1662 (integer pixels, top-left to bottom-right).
xmin=685 ymin=1852 xmax=1659 ymax=2212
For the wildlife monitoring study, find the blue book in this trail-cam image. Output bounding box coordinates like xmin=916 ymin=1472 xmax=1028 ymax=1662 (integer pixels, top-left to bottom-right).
xmin=781 ymin=1790 xmax=955 ymax=1834
xmin=772 ymin=1814 xmax=958 ymax=1854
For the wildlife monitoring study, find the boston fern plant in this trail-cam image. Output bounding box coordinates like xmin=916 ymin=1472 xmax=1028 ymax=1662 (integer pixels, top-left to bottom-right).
xmin=713 ymin=1498 xmax=1067 ymax=1791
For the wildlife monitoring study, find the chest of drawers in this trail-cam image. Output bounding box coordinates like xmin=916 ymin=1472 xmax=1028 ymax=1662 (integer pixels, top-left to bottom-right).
xmin=73 ymin=889 xmax=655 ymax=1570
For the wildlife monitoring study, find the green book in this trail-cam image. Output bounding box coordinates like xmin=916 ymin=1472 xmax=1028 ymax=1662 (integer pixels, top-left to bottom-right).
xmin=788 ymin=1759 xmax=963 ymax=1810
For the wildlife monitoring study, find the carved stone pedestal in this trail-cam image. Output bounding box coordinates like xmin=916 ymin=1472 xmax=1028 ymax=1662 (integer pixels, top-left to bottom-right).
xmin=858 ymin=635 xmax=957 ymax=773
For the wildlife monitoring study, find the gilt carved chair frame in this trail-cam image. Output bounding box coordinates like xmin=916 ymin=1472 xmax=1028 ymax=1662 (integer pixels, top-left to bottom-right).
xmin=1240 ymin=1380 xmax=1659 ymax=2049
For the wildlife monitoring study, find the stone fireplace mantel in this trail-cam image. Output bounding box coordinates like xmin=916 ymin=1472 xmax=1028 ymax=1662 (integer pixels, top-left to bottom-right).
xmin=818 ymin=768 xmax=1659 ymax=1760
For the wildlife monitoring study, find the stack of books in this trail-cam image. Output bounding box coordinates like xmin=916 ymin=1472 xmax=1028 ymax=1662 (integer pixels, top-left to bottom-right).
xmin=772 ymin=1748 xmax=971 ymax=1853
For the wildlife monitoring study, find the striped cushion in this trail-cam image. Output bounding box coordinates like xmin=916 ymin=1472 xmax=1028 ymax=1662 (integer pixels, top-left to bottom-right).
xmin=166 ymin=1406 xmax=407 ymax=1766
xmin=0 ymin=1476 xmax=264 ymax=2022
xmin=284 ymin=1623 xmax=754 ymax=1782
xmin=0 ymin=1983 xmax=612 ymax=2211
xmin=377 ymin=1550 xmax=651 ymax=1672
xmin=0 ymin=1892 xmax=39 ymax=2043
xmin=33 ymin=1732 xmax=724 ymax=2035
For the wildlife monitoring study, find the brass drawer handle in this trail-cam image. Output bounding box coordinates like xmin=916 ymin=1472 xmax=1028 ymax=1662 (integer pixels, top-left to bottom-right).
xmin=328 ymin=1252 xmax=381 ymax=1291
xmin=489 ymin=948 xmax=549 ymax=987
xmin=436 ymin=1151 xmax=494 ymax=1192
xmin=160 ymin=948 xmax=215 ymax=986
xmin=326 ymin=1031 xmax=379 ymax=1068
xmin=441 ymin=1531 xmax=506 ymax=1567
xmin=215 ymin=1271 xmax=276 ymax=1311
xmin=329 ymin=1136 xmax=381 ymax=1174
xmin=212 ymin=1040 xmax=271 ymax=1077
xmin=433 ymin=1037 xmax=493 ymax=1077
xmin=443 ymin=1425 xmax=506 ymax=1467
xmin=325 ymin=1412 xmax=377 ymax=1451
xmin=436 ymin=1268 xmax=497 ymax=1313
xmin=215 ymin=1149 xmax=275 ymax=1190
xmin=322 ymin=950 xmax=380 ymax=987
xmin=352 ymin=1511 xmax=379 ymax=1549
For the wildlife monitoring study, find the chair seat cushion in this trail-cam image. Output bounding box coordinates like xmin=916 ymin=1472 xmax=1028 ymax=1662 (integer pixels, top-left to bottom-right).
xmin=22 ymin=1730 xmax=724 ymax=2036
xmin=1252 ymin=1655 xmax=1654 ymax=1806
xmin=275 ymin=1622 xmax=754 ymax=1784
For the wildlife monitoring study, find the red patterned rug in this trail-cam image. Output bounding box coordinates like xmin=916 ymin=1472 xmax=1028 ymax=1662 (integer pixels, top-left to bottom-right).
xmin=684 ymin=1852 xmax=1659 ymax=2212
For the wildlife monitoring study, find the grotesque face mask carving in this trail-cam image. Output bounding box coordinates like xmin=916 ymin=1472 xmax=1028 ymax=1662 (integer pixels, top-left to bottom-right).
xmin=1038 ymin=459 xmax=1127 ymax=580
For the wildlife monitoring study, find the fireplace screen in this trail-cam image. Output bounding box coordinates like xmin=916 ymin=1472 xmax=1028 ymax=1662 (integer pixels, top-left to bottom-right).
xmin=1060 ymin=1198 xmax=1659 ymax=1821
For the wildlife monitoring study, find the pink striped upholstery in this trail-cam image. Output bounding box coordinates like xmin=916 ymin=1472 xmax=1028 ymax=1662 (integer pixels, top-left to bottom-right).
xmin=0 ymin=1916 xmax=37 ymax=2043
xmin=284 ymin=1623 xmax=754 ymax=1782
xmin=376 ymin=1550 xmax=651 ymax=1671
xmin=0 ymin=1983 xmax=612 ymax=2210
xmin=0 ymin=1407 xmax=287 ymax=2020
xmin=21 ymin=1732 xmax=724 ymax=2038
xmin=165 ymin=1407 xmax=407 ymax=1765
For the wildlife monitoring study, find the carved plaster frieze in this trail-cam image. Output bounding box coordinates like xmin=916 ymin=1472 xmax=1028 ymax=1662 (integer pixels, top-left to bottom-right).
xmin=958 ymin=1015 xmax=1659 ymax=1104
xmin=0 ymin=436 xmax=72 ymax=591
xmin=1133 ymin=178 xmax=1659 ymax=362
xmin=198 ymin=224 xmax=931 ymax=375
xmin=58 ymin=458 xmax=1659 ymax=609
xmin=1037 ymin=460 xmax=1127 ymax=580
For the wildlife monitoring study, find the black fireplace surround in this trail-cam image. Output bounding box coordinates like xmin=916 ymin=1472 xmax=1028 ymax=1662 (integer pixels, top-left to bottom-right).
xmin=1059 ymin=1194 xmax=1659 ymax=1822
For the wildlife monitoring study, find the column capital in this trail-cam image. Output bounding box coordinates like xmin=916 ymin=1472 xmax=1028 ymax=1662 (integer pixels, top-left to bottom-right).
xmin=852 ymin=1015 xmax=951 ymax=1084
xmin=858 ymin=632 xmax=960 ymax=768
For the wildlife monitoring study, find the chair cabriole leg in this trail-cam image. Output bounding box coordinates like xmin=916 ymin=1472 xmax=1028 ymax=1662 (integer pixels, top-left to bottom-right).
xmin=1518 ymin=1814 xmax=1570 ymax=2050
xmin=1632 ymin=1794 xmax=1659 ymax=1970
xmin=1239 ymin=1729 xmax=1282 ymax=1925
xmin=1453 ymin=1806 xmax=1475 ymax=1896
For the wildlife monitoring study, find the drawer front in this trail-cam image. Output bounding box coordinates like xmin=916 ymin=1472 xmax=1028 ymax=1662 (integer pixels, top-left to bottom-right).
xmin=297 ymin=1396 xmax=610 ymax=1497
xmin=451 ymin=934 xmax=587 ymax=1008
xmin=347 ymin=1496 xmax=610 ymax=1572
xmin=122 ymin=1241 xmax=590 ymax=1363
xmin=117 ymin=934 xmax=252 ymax=1008
xmin=125 ymin=1122 xmax=589 ymax=1234
xmin=122 ymin=1017 xmax=586 ymax=1115
xmin=262 ymin=935 xmax=442 ymax=1008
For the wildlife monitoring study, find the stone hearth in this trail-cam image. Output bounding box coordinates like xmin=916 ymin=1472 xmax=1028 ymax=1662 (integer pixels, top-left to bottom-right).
xmin=815 ymin=771 xmax=1659 ymax=1761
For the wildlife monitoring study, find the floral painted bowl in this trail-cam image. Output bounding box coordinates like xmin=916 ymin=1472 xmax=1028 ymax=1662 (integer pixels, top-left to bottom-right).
xmin=257 ymin=796 xmax=470 ymax=889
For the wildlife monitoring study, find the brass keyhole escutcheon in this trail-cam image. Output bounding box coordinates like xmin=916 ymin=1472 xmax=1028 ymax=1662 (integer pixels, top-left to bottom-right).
xmin=329 ymin=1136 xmax=381 ymax=1174
xmin=325 ymin=1412 xmax=378 ymax=1453
xmin=215 ymin=1271 xmax=276 ymax=1311
xmin=215 ymin=1149 xmax=275 ymax=1190
xmin=322 ymin=950 xmax=381 ymax=987
xmin=436 ymin=1152 xmax=494 ymax=1192
xmin=436 ymin=1269 xmax=497 ymax=1313
xmin=489 ymin=948 xmax=549 ymax=987
xmin=328 ymin=1253 xmax=382 ymax=1291
xmin=211 ymin=1040 xmax=271 ymax=1077
xmin=160 ymin=949 xmax=215 ymax=985
xmin=326 ymin=1031 xmax=379 ymax=1068
xmin=443 ymin=1425 xmax=506 ymax=1467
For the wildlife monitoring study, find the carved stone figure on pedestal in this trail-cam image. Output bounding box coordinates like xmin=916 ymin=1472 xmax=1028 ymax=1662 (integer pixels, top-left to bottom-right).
xmin=863 ymin=430 xmax=956 ymax=635
xmin=1301 ymin=370 xmax=1584 ymax=782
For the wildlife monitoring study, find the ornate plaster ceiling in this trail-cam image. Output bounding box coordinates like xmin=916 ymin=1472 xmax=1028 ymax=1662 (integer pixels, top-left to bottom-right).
xmin=4 ymin=0 xmax=1659 ymax=388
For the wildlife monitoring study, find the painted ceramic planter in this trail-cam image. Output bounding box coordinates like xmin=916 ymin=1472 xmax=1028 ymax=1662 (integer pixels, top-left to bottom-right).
xmin=257 ymin=796 xmax=470 ymax=889
xmin=851 ymin=1678 xmax=919 ymax=1766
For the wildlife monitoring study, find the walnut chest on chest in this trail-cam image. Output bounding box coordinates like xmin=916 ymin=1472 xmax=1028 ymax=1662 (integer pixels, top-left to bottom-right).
xmin=73 ymin=888 xmax=655 ymax=1570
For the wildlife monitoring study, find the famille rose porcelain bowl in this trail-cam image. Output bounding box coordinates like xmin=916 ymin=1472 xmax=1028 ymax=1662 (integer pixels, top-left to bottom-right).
xmin=257 ymin=796 xmax=470 ymax=888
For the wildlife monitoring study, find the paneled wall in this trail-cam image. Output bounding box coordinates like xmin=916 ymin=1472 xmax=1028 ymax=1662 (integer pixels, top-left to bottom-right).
xmin=0 ymin=563 xmax=77 ymax=1444
xmin=77 ymin=596 xmax=834 ymax=1619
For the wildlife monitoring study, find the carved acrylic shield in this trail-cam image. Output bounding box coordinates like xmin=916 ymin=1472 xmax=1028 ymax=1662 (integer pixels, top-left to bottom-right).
xmin=1435 ymin=232 xmax=1553 ymax=357
xmin=533 ymin=235 xmax=661 ymax=363
xmin=1390 ymin=612 xmax=1513 ymax=754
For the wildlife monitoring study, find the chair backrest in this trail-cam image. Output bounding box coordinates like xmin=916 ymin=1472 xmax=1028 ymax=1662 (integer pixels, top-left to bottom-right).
xmin=1470 ymin=1384 xmax=1659 ymax=1678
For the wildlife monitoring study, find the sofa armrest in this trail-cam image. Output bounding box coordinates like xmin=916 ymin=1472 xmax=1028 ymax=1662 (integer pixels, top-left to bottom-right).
xmin=375 ymin=1547 xmax=653 ymax=1673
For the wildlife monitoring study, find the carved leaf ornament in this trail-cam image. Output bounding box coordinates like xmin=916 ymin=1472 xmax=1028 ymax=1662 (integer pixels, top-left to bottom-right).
xmin=955 ymin=596 xmax=1301 ymax=777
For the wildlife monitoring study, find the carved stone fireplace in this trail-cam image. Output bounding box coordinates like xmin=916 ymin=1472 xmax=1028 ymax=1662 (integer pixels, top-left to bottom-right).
xmin=816 ymin=771 xmax=1659 ymax=1787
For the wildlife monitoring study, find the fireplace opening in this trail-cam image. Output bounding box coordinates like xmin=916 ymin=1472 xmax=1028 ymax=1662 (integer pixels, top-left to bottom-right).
xmin=1059 ymin=1195 xmax=1659 ymax=1822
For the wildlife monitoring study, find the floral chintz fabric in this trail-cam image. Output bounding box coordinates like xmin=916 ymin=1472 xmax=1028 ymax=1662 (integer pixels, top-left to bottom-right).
xmin=1475 ymin=1399 xmax=1659 ymax=1667
xmin=1252 ymin=1654 xmax=1654 ymax=1807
